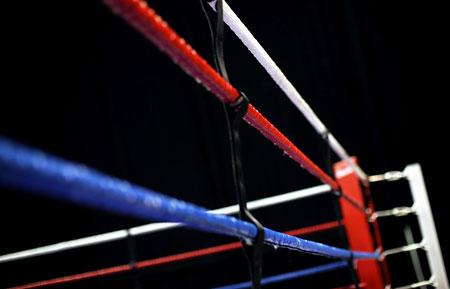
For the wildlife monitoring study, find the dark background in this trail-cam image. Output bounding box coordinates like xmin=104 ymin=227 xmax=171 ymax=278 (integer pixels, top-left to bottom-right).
xmin=0 ymin=0 xmax=448 ymax=288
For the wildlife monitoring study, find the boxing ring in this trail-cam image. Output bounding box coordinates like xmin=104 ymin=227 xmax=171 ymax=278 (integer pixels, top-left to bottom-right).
xmin=0 ymin=0 xmax=447 ymax=288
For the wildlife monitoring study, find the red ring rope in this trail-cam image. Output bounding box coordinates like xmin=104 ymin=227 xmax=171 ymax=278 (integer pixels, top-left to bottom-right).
xmin=102 ymin=0 xmax=339 ymax=190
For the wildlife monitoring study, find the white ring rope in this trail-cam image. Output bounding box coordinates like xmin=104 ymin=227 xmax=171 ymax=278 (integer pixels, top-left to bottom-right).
xmin=208 ymin=0 xmax=367 ymax=182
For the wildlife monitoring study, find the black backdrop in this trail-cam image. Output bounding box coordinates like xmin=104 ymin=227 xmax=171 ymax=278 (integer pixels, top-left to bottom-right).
xmin=1 ymin=0 xmax=448 ymax=288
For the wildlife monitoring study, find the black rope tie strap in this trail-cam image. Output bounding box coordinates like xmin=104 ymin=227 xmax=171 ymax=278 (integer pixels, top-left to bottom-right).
xmin=200 ymin=0 xmax=265 ymax=287
xmin=348 ymin=251 xmax=358 ymax=288
xmin=322 ymin=131 xmax=360 ymax=289
xmin=213 ymin=0 xmax=228 ymax=81
xmin=227 ymin=91 xmax=265 ymax=289
xmin=126 ymin=229 xmax=142 ymax=289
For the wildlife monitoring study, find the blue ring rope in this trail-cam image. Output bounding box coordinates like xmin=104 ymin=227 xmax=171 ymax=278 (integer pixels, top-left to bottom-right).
xmin=0 ymin=137 xmax=379 ymax=260
xmin=212 ymin=261 xmax=348 ymax=289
